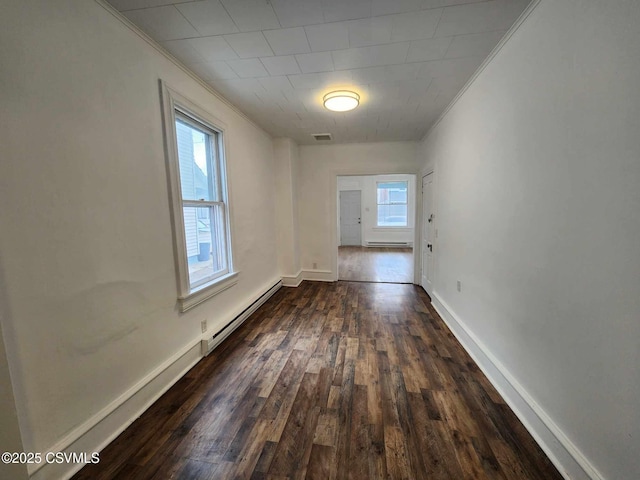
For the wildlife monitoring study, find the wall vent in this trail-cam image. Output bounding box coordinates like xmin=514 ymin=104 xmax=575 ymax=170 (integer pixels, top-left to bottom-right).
xmin=312 ymin=133 xmax=332 ymax=141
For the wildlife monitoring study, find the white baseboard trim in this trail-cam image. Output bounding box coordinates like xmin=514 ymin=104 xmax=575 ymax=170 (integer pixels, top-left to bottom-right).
xmin=281 ymin=270 xmax=303 ymax=287
xmin=431 ymin=292 xmax=603 ymax=480
xmin=30 ymin=278 xmax=284 ymax=480
xmin=30 ymin=338 xmax=202 ymax=480
xmin=302 ymin=269 xmax=334 ymax=282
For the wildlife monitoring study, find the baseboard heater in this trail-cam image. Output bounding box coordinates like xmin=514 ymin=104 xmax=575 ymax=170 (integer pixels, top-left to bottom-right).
xmin=201 ymin=280 xmax=282 ymax=356
xmin=366 ymin=241 xmax=411 ymax=247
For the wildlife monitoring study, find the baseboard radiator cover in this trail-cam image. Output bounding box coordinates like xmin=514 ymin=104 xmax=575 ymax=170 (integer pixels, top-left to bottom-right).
xmin=366 ymin=241 xmax=412 ymax=248
xmin=201 ymin=280 xmax=282 ymax=356
xmin=30 ymin=279 xmax=283 ymax=480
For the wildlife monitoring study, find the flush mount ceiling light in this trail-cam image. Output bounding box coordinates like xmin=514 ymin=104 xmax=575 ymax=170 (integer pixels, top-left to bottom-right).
xmin=323 ymin=90 xmax=360 ymax=112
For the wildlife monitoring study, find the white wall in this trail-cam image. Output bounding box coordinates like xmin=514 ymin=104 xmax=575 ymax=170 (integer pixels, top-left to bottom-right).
xmin=0 ymin=0 xmax=279 ymax=477
xmin=274 ymin=138 xmax=301 ymax=282
xmin=298 ymin=142 xmax=419 ymax=280
xmin=0 ymin=314 xmax=29 ymax=480
xmin=337 ymin=174 xmax=416 ymax=246
xmin=420 ymin=1 xmax=640 ymax=479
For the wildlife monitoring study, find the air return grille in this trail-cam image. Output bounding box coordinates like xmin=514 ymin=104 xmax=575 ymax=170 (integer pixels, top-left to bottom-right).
xmin=312 ymin=133 xmax=332 ymax=141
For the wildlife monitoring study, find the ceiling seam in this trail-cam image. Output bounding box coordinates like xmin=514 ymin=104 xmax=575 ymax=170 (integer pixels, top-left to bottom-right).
xmin=172 ymin=4 xmax=200 ymax=36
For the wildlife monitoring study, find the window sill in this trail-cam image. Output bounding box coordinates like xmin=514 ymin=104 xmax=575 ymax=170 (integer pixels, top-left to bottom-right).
xmin=373 ymin=226 xmax=411 ymax=231
xmin=178 ymin=271 xmax=239 ymax=312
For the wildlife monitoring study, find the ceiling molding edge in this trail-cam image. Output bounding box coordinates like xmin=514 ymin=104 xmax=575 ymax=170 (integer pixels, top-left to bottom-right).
xmin=419 ymin=0 xmax=542 ymax=145
xmin=93 ymin=0 xmax=270 ymax=139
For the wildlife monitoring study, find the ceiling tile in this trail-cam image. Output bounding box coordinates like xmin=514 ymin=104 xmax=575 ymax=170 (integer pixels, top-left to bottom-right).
xmin=254 ymin=89 xmax=291 ymax=107
xmin=332 ymin=42 xmax=410 ymax=70
xmin=389 ymin=9 xmax=443 ymax=42
xmin=260 ymin=55 xmax=302 ymax=75
xmin=295 ymin=52 xmax=334 ymax=73
xmin=427 ymin=73 xmax=469 ymax=97
xmin=371 ymin=0 xmax=422 ymax=16
xmin=421 ymin=0 xmax=485 ymax=8
xmin=286 ymin=72 xmax=322 ymax=88
xmin=406 ymin=37 xmax=452 ymax=62
xmin=349 ymin=63 xmax=420 ymax=84
xmin=123 ymin=6 xmax=199 ymax=41
xmin=175 ymin=0 xmax=238 ymax=36
xmin=109 ymin=0 xmax=529 ymax=144
xmin=322 ymin=0 xmax=372 ymax=23
xmin=444 ymin=30 xmax=506 ymax=59
xmin=258 ymin=75 xmax=294 ymax=91
xmin=270 ymin=0 xmax=325 ymax=27
xmin=434 ymin=0 xmax=530 ymax=37
xmin=108 ymin=0 xmax=176 ymax=11
xmin=282 ymin=88 xmax=314 ymax=105
xmin=220 ymin=0 xmax=281 ymax=31
xmin=189 ymin=61 xmax=239 ymax=80
xmin=416 ymin=56 xmax=484 ymax=79
xmin=188 ymin=36 xmax=238 ymax=61
xmin=226 ymin=58 xmax=270 ymax=77
xmin=263 ymin=27 xmax=311 ymax=55
xmin=161 ymin=39 xmax=207 ymax=64
xmin=287 ymin=71 xmax=353 ymax=90
xmin=215 ymin=77 xmax=266 ymax=94
xmin=224 ymin=32 xmax=274 ymax=58
xmin=304 ymin=22 xmax=350 ymax=52
xmin=276 ymin=93 xmax=309 ymax=113
xmin=348 ymin=16 xmax=393 ymax=48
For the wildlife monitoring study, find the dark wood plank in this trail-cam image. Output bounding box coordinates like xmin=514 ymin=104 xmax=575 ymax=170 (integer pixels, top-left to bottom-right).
xmin=73 ymin=281 xmax=563 ymax=480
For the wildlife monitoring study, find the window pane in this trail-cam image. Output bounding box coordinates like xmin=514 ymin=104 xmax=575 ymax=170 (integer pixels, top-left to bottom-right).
xmin=175 ymin=118 xmax=216 ymax=201
xmin=377 ymin=181 xmax=408 ymax=227
xmin=377 ymin=204 xmax=408 ymax=226
xmin=211 ymin=204 xmax=228 ymax=274
xmin=377 ymin=181 xmax=407 ymax=205
xmin=183 ymin=205 xmax=228 ymax=287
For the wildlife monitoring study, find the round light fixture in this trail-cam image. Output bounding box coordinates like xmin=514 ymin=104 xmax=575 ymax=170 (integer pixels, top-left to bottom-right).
xmin=323 ymin=90 xmax=360 ymax=112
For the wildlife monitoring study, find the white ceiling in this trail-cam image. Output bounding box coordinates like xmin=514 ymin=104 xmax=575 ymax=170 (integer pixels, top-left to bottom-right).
xmin=109 ymin=0 xmax=530 ymax=144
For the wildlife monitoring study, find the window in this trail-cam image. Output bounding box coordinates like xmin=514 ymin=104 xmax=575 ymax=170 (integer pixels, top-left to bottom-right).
xmin=161 ymin=82 xmax=236 ymax=311
xmin=377 ymin=181 xmax=408 ymax=227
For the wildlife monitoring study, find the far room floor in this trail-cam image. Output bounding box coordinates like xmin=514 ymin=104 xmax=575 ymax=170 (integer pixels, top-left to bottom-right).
xmin=338 ymin=246 xmax=413 ymax=283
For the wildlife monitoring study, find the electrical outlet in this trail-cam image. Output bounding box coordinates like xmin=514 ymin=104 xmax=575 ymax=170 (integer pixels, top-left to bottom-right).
xmin=201 ymin=320 xmax=207 ymax=333
xmin=457 ymin=281 xmax=461 ymax=292
xmin=313 ymin=262 xmax=317 ymax=269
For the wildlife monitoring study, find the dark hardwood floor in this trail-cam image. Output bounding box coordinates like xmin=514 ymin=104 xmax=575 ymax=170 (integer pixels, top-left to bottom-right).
xmin=74 ymin=281 xmax=562 ymax=480
xmin=338 ymin=246 xmax=413 ymax=283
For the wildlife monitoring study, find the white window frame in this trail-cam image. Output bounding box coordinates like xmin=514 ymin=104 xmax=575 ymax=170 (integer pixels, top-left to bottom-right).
xmin=376 ymin=180 xmax=409 ymax=228
xmin=160 ymin=81 xmax=237 ymax=312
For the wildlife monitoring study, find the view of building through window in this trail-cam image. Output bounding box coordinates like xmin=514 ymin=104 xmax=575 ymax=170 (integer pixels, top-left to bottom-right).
xmin=175 ymin=116 xmax=228 ymax=289
xmin=376 ymin=181 xmax=408 ymax=227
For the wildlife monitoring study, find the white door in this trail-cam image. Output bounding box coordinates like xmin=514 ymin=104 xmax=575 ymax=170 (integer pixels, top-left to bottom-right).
xmin=421 ymin=173 xmax=434 ymax=295
xmin=340 ymin=190 xmax=362 ymax=246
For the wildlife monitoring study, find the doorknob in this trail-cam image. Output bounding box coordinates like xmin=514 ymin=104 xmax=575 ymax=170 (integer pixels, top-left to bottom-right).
xmin=427 ymin=243 xmax=432 ymax=252
xmin=428 ymin=214 xmax=433 ymax=223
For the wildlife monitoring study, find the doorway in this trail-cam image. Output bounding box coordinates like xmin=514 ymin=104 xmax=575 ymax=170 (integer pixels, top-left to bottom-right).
xmin=337 ymin=174 xmax=415 ymax=284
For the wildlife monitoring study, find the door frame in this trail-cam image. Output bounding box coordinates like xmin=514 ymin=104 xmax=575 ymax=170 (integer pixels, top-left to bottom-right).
xmin=421 ymin=171 xmax=435 ymax=296
xmin=331 ymin=171 xmax=420 ymax=282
